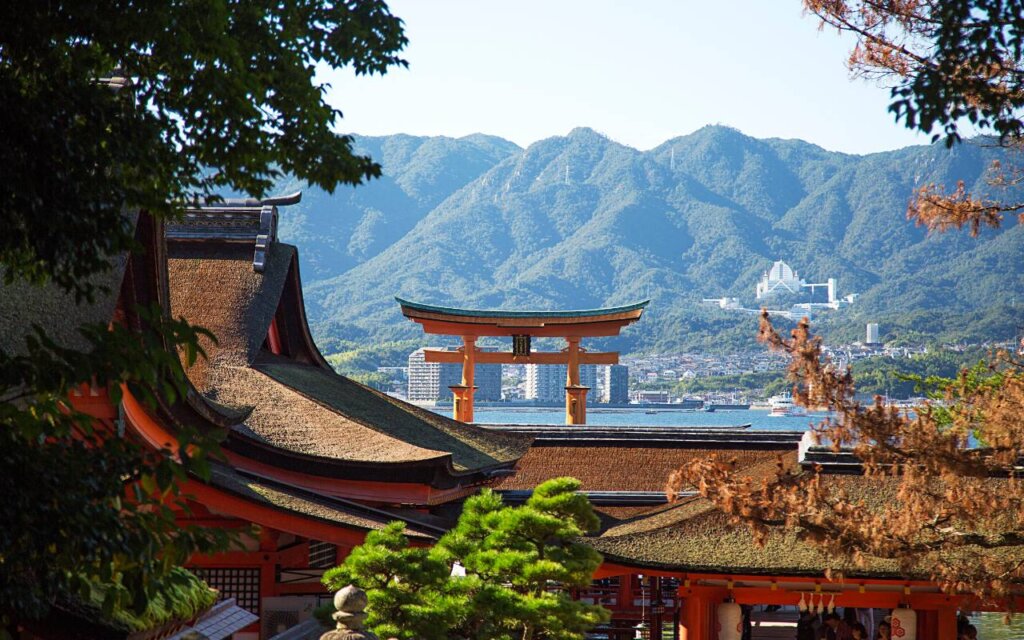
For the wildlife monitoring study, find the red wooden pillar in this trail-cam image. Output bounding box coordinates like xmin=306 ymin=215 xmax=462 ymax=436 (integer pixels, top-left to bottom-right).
xmin=617 ymin=575 xmax=632 ymax=616
xmin=919 ymin=610 xmax=936 ymax=640
xmin=936 ymin=608 xmax=958 ymax=640
xmin=680 ymin=592 xmax=708 ymax=640
xmin=652 ymin=576 xmax=664 ymax=637
xmin=259 ymin=527 xmax=280 ymax=600
xmin=267 ymin=317 xmax=283 ymax=354
xmin=452 ymin=335 xmax=477 ymax=422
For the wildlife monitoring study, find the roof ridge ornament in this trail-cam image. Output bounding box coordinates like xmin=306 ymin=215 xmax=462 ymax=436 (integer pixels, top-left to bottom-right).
xmin=168 ymin=191 xmax=300 ymax=272
xmin=252 ymin=205 xmax=277 ymax=273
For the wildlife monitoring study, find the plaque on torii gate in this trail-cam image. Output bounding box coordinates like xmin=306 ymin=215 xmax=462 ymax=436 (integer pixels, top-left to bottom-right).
xmin=396 ymin=297 xmax=649 ymax=425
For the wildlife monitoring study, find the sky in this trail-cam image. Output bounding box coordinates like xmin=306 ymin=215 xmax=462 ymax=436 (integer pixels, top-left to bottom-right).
xmin=317 ymin=1 xmax=934 ymax=155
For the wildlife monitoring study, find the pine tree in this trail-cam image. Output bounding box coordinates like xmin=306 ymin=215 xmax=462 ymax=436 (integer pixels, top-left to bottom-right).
xmin=324 ymin=477 xmax=610 ymax=640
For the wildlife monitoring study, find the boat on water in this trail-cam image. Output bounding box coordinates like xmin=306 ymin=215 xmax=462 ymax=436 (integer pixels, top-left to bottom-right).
xmin=706 ymin=403 xmax=751 ymax=411
xmin=768 ymin=394 xmax=807 ymax=417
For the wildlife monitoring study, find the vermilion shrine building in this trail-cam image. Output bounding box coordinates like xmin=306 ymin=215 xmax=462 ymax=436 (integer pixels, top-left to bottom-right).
xmin=7 ymin=195 xmax=1020 ymax=639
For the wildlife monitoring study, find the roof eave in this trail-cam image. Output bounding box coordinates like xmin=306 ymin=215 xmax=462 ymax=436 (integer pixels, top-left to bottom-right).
xmin=395 ymin=296 xmax=650 ymax=320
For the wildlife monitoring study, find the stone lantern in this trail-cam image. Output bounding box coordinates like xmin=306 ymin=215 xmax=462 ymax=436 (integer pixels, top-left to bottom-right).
xmin=320 ymin=585 xmax=378 ymax=640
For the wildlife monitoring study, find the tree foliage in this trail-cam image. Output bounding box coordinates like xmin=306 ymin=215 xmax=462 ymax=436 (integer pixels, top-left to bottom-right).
xmin=669 ymin=312 xmax=1024 ymax=602
xmin=0 ymin=0 xmax=406 ymax=630
xmin=323 ymin=478 xmax=609 ymax=640
xmin=666 ymin=2 xmax=1024 ymax=604
xmin=805 ymin=0 xmax=1024 ymax=235
xmin=0 ymin=0 xmax=405 ymax=297
xmin=0 ymin=307 xmax=232 ymax=626
xmin=849 ymin=348 xmax=990 ymax=398
xmin=806 ymin=0 xmax=1024 ymax=143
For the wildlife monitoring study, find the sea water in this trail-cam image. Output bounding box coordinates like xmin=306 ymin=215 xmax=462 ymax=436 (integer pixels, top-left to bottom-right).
xmin=427 ymin=407 xmax=826 ymax=431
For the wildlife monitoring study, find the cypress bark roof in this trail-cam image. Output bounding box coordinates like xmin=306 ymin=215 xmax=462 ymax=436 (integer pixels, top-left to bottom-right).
xmin=205 ymin=463 xmax=440 ymax=539
xmin=255 ymin=357 xmax=528 ymax=468
xmin=166 ymin=238 xmax=528 ymax=475
xmin=0 ymin=256 xmax=128 ymax=356
xmin=496 ymin=445 xmax=785 ymax=492
xmin=582 ymin=465 xmax=1023 ymax=580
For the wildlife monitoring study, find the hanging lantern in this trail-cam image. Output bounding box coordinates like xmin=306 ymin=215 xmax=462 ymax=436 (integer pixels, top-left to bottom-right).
xmin=716 ymin=601 xmax=742 ymax=640
xmin=891 ymin=607 xmax=917 ymax=640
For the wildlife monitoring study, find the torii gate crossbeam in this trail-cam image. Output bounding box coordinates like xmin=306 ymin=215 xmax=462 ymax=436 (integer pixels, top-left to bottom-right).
xmin=396 ymin=298 xmax=649 ymax=425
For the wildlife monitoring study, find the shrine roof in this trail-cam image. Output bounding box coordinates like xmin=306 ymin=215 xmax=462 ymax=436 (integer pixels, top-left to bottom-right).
xmin=494 ymin=443 xmax=789 ymax=492
xmin=205 ymin=463 xmax=441 ymax=539
xmin=0 ymin=253 xmax=128 ymax=357
xmin=166 ymin=230 xmax=529 ymax=479
xmin=582 ymin=468 xmax=1023 ymax=580
xmin=396 ymin=297 xmax=649 ymax=320
xmin=485 ymin=426 xmax=801 ymax=492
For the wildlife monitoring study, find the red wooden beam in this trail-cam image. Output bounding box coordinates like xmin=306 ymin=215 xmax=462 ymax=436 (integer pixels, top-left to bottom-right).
xmin=423 ymin=349 xmax=619 ymax=365
xmin=182 ymin=479 xmax=375 ymax=546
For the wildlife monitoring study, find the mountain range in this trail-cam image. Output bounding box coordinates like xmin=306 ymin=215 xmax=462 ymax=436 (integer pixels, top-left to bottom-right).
xmin=268 ymin=126 xmax=1023 ymax=357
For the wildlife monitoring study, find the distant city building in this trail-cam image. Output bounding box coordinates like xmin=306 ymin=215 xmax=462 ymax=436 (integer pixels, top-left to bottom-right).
xmin=866 ymin=322 xmax=880 ymax=345
xmin=407 ymin=348 xmax=500 ymax=402
xmin=756 ymin=260 xmax=838 ymax=305
xmin=474 ymin=352 xmax=502 ymax=401
xmin=602 ymin=364 xmax=629 ymax=404
xmin=756 ymin=260 xmax=804 ymax=299
xmin=525 ymin=364 xmax=597 ymax=402
xmin=634 ymin=389 xmax=670 ymax=404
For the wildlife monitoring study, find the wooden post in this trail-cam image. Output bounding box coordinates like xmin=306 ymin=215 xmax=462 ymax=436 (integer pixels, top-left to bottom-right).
xmin=462 ymin=336 xmax=476 ymax=389
xmin=679 ymin=591 xmax=707 ymax=640
xmin=918 ymin=610 xmax=935 ymax=640
xmin=564 ymin=336 xmax=589 ymax=425
xmin=451 ymin=336 xmax=477 ymax=422
xmin=936 ymin=607 xmax=957 ymax=640
xmin=566 ymin=337 xmax=581 ymax=387
xmin=652 ymin=576 xmax=665 ymax=639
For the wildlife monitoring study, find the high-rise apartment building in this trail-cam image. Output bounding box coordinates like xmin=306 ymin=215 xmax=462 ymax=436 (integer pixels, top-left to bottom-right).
xmin=601 ymin=364 xmax=629 ymax=404
xmin=407 ymin=348 xmax=501 ymax=402
xmin=866 ymin=322 xmax=880 ymax=345
xmin=524 ymin=364 xmax=597 ymax=402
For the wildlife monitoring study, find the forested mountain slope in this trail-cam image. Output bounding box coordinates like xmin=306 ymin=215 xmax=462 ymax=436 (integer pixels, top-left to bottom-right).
xmin=274 ymin=126 xmax=1022 ymax=354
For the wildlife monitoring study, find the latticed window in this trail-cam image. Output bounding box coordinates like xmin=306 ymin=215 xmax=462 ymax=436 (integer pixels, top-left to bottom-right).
xmin=307 ymin=540 xmax=336 ymax=569
xmin=192 ymin=567 xmax=261 ymax=614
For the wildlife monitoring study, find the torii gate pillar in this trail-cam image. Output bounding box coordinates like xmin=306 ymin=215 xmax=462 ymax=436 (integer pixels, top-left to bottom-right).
xmin=564 ymin=336 xmax=589 ymax=425
xmin=449 ymin=336 xmax=477 ymax=423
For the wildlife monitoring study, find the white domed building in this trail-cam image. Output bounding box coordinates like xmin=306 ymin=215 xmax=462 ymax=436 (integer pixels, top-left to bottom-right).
xmin=756 ymin=260 xmax=805 ymax=299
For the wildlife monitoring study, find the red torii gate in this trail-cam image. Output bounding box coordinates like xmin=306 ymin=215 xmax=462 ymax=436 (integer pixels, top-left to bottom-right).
xmin=396 ymin=298 xmax=649 ymax=425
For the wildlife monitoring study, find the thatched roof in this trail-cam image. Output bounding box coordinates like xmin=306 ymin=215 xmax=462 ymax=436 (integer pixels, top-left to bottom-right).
xmin=583 ymin=458 xmax=899 ymax=577
xmin=0 ymin=257 xmax=127 ymax=356
xmin=583 ymin=464 xmax=1024 ymax=581
xmin=255 ymin=357 xmax=528 ymax=468
xmin=166 ymin=239 xmax=528 ymax=475
xmin=166 ymin=241 xmax=291 ymax=389
xmin=206 ymin=463 xmax=440 ymax=539
xmin=496 ymin=445 xmax=786 ymax=492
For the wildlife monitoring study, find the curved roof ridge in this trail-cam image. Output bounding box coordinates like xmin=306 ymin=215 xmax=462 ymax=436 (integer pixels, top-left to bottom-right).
xmin=395 ymin=296 xmax=650 ymax=319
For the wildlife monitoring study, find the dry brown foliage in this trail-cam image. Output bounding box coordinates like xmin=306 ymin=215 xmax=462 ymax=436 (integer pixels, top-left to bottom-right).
xmin=803 ymin=1 xmax=1024 ymax=106
xmin=667 ymin=311 xmax=1024 ymax=603
xmin=804 ymin=0 xmax=1024 ymax=236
